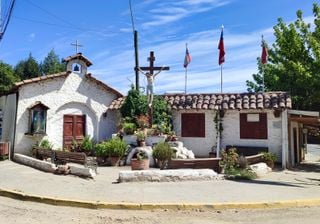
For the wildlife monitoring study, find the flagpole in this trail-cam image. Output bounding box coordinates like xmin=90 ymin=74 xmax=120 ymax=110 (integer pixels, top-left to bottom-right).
xmin=220 ymin=64 xmax=223 ymax=93
xmin=185 ymin=66 xmax=187 ymax=94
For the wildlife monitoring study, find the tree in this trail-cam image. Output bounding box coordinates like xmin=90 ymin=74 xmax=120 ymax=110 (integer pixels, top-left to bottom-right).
xmin=247 ymin=3 xmax=320 ymax=111
xmin=120 ymin=85 xmax=148 ymax=120
xmin=40 ymin=49 xmax=65 ymax=75
xmin=14 ymin=53 xmax=40 ymax=80
xmin=0 ymin=61 xmax=20 ymax=93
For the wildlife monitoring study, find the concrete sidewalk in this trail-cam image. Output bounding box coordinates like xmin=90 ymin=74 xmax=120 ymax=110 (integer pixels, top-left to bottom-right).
xmin=0 ymin=159 xmax=320 ymax=209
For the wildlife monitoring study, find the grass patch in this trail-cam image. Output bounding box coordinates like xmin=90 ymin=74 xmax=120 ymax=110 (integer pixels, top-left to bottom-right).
xmin=224 ymin=168 xmax=257 ymax=180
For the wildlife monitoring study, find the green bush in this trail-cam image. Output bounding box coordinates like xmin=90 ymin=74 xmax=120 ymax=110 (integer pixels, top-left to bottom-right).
xmin=81 ymin=136 xmax=94 ymax=152
xmin=95 ymin=142 xmax=108 ymax=157
xmin=152 ymin=142 xmax=174 ymax=169
xmin=219 ymin=148 xmax=239 ymax=171
xmin=261 ymin=152 xmax=277 ymax=162
xmin=38 ymin=139 xmax=53 ymax=150
xmin=123 ymin=122 xmax=137 ymax=135
xmin=105 ymin=137 xmax=127 ymax=157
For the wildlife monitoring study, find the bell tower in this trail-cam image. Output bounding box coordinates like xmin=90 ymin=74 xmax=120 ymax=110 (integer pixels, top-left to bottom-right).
xmin=62 ymin=53 xmax=93 ymax=76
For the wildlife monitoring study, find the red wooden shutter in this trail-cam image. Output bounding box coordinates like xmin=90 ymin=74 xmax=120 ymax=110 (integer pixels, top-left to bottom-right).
xmin=240 ymin=113 xmax=267 ymax=139
xmin=181 ymin=113 xmax=205 ymax=137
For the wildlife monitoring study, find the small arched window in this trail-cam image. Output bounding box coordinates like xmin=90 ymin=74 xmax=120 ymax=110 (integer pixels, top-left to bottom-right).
xmin=72 ymin=63 xmax=82 ymax=73
xmin=28 ymin=102 xmax=49 ymax=135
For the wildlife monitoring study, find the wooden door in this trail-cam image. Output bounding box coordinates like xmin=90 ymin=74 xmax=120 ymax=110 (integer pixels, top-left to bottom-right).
xmin=63 ymin=115 xmax=86 ymax=149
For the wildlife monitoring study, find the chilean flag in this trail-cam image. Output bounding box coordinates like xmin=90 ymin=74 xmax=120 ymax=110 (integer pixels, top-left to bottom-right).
xmin=261 ymin=39 xmax=268 ymax=64
xmin=184 ymin=46 xmax=191 ymax=68
xmin=218 ymin=28 xmax=225 ymax=65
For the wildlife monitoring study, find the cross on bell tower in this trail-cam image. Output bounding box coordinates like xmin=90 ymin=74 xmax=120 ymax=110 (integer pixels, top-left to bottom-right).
xmin=71 ymin=40 xmax=83 ymax=54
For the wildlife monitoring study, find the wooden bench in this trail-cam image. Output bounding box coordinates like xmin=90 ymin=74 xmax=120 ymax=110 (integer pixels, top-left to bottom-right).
xmin=226 ymin=145 xmax=268 ymax=156
xmin=54 ymin=151 xmax=87 ymax=165
xmin=168 ymin=158 xmax=221 ymax=173
xmin=33 ymin=147 xmax=53 ymax=160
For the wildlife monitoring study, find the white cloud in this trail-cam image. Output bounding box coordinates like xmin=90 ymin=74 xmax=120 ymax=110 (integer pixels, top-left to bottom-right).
xmin=28 ymin=33 xmax=36 ymax=42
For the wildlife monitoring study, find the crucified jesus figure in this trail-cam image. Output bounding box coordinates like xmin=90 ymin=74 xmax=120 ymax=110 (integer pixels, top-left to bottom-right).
xmin=138 ymin=67 xmax=165 ymax=107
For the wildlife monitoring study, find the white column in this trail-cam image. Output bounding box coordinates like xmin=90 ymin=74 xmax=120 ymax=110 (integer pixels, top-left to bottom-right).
xmin=281 ymin=110 xmax=288 ymax=169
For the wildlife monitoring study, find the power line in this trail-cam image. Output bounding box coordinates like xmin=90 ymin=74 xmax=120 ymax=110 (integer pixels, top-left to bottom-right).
xmin=0 ymin=0 xmax=16 ymax=40
xmin=26 ymin=0 xmax=84 ymax=32
xmin=129 ymin=0 xmax=135 ymax=34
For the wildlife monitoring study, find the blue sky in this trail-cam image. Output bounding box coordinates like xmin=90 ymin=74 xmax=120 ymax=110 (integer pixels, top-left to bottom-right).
xmin=0 ymin=0 xmax=317 ymax=95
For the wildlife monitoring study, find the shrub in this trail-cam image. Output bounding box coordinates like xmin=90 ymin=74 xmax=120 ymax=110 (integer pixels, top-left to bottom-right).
xmin=38 ymin=139 xmax=53 ymax=150
xmin=219 ymin=148 xmax=239 ymax=171
xmin=238 ymin=155 xmax=248 ymax=169
xmin=152 ymin=142 xmax=174 ymax=169
xmin=261 ymin=152 xmax=277 ymax=162
xmin=123 ymin=122 xmax=137 ymax=135
xmin=95 ymin=142 xmax=108 ymax=157
xmin=105 ymin=137 xmax=127 ymax=157
xmin=81 ymin=136 xmax=94 ymax=152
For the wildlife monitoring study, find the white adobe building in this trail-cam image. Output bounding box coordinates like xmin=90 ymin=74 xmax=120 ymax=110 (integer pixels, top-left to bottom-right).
xmin=0 ymin=53 xmax=122 ymax=155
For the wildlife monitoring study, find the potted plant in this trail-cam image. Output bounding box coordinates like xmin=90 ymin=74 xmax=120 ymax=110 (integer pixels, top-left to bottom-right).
xmin=136 ymin=114 xmax=150 ymax=129
xmin=135 ymin=130 xmax=146 ymax=147
xmin=80 ymin=136 xmax=94 ymax=155
xmin=131 ymin=150 xmax=149 ymax=170
xmin=95 ymin=141 xmax=108 ymax=165
xmin=152 ymin=142 xmax=174 ymax=169
xmin=261 ymin=152 xmax=277 ymax=169
xmin=123 ymin=122 xmax=137 ymax=135
xmin=105 ymin=137 xmax=128 ymax=166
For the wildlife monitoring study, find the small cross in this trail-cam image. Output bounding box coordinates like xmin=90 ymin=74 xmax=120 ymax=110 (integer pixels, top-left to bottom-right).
xmin=71 ymin=40 xmax=83 ymax=54
xmin=139 ymin=51 xmax=169 ymax=75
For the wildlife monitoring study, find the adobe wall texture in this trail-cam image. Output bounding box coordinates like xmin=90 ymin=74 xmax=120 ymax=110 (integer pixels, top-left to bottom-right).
xmin=14 ymin=72 xmax=118 ymax=154
xmin=172 ymin=109 xmax=283 ymax=160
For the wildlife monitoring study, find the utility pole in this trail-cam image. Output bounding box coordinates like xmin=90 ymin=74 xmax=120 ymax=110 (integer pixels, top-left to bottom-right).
xmin=134 ymin=30 xmax=139 ymax=90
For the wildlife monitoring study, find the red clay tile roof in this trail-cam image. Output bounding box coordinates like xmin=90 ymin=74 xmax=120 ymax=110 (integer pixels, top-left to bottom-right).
xmin=15 ymin=72 xmax=70 ymax=87
xmin=62 ymin=53 xmax=93 ymax=67
xmin=109 ymin=92 xmax=292 ymax=110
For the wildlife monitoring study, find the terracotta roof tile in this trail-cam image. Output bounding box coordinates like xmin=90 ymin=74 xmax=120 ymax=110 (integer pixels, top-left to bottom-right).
xmin=15 ymin=72 xmax=70 ymax=87
xmin=62 ymin=53 xmax=93 ymax=66
xmin=109 ymin=92 xmax=292 ymax=111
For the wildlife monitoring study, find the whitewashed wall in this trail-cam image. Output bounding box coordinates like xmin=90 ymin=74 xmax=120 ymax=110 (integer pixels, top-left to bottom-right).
xmin=0 ymin=94 xmax=17 ymax=151
xmin=14 ymin=72 xmax=118 ymax=154
xmin=172 ymin=109 xmax=283 ymax=160
xmin=172 ymin=110 xmax=216 ymax=157
xmin=222 ymin=110 xmax=283 ymax=162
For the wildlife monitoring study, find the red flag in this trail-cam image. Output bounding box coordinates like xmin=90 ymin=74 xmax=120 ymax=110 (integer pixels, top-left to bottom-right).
xmin=261 ymin=39 xmax=268 ymax=64
xmin=218 ymin=29 xmax=225 ymax=65
xmin=183 ymin=46 xmax=191 ymax=68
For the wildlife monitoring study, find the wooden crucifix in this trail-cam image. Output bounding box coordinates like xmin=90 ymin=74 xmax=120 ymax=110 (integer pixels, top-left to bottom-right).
xmin=137 ymin=51 xmax=169 ymax=107
xmin=136 ymin=51 xmax=169 ymax=126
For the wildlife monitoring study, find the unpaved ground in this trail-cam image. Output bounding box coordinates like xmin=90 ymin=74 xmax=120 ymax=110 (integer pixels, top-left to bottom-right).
xmin=0 ymin=196 xmax=320 ymax=224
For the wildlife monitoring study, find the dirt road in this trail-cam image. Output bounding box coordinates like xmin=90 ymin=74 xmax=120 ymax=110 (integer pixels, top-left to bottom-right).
xmin=0 ymin=196 xmax=319 ymax=224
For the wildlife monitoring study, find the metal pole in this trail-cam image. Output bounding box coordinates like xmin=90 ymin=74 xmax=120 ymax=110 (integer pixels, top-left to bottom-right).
xmin=184 ymin=67 xmax=187 ymax=94
xmin=262 ymin=65 xmax=265 ymax=92
xmin=220 ymin=64 xmax=223 ymax=93
xmin=134 ymin=30 xmax=139 ymax=90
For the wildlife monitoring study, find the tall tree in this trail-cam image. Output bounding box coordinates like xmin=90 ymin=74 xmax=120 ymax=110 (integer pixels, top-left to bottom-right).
xmin=14 ymin=53 xmax=40 ymax=80
xmin=0 ymin=61 xmax=20 ymax=93
xmin=247 ymin=3 xmax=320 ymax=111
xmin=40 ymin=49 xmax=65 ymax=75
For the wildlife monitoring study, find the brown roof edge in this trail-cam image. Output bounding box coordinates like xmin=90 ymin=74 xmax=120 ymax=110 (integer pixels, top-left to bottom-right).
xmin=14 ymin=72 xmax=70 ymax=88
xmin=62 ymin=53 xmax=93 ymax=67
xmin=85 ymin=73 xmax=123 ymax=97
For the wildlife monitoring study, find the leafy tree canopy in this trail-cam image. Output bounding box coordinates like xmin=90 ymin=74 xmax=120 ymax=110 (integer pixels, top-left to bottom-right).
xmin=0 ymin=61 xmax=20 ymax=93
xmin=247 ymin=3 xmax=320 ymax=111
xmin=14 ymin=53 xmax=40 ymax=80
xmin=40 ymin=49 xmax=65 ymax=75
